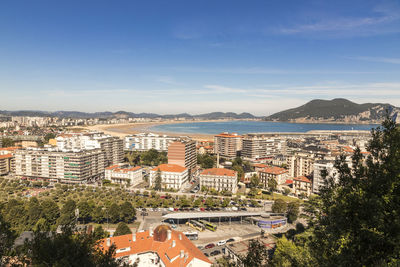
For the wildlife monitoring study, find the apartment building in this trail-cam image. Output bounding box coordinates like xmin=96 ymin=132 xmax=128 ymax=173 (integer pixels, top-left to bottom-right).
xmin=105 ymin=164 xmax=142 ymax=186
xmin=56 ymin=132 xmax=123 ymax=167
xmin=286 ymin=153 xmax=314 ymax=178
xmin=313 ymin=160 xmax=337 ymax=194
xmin=99 ymin=225 xmax=212 ymax=267
xmin=0 ymin=147 xmax=18 ymax=175
xmin=293 ymin=176 xmax=312 ymax=197
xmin=199 ymin=168 xmax=238 ymax=193
xmin=258 ymin=166 xmax=288 ymax=187
xmin=242 ymin=134 xmax=286 ymax=160
xmin=149 ymin=164 xmax=189 ymax=190
xmin=124 ymin=133 xmax=177 ymax=152
xmin=168 ymin=139 xmax=196 ymax=177
xmin=14 ymin=148 xmax=105 ymax=183
xmin=214 ymin=132 xmax=242 ymax=158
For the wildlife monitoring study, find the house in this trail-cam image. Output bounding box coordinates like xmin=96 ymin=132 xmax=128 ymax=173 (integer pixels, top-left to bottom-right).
xmin=199 ymin=168 xmax=238 ymax=193
xmin=293 ymin=176 xmax=312 ymax=197
xmin=149 ymin=164 xmax=188 ymax=190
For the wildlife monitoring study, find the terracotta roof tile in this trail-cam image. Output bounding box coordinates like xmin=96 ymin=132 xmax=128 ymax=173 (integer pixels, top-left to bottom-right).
xmin=293 ymin=176 xmax=311 ymax=183
xmin=152 ymin=164 xmax=187 ymax=173
xmin=259 ymin=166 xmax=287 ymax=175
xmin=200 ymin=168 xmax=237 ymax=177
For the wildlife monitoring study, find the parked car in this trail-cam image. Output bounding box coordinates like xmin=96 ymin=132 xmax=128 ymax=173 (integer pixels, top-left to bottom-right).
xmin=226 ymin=238 xmax=235 ymax=243
xmin=210 ymin=250 xmax=221 ymax=256
xmin=204 ymin=253 xmax=209 ymax=257
xmin=197 ymin=245 xmax=204 ymax=250
xmin=205 ymin=243 xmax=215 ymax=249
xmin=217 ymin=240 xmax=226 ymax=246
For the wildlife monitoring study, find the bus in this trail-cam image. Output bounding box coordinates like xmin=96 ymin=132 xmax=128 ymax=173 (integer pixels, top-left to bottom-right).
xmin=199 ymin=220 xmax=217 ymax=232
xmin=186 ymin=220 xmax=205 ymax=232
xmin=183 ymin=231 xmax=199 ymax=240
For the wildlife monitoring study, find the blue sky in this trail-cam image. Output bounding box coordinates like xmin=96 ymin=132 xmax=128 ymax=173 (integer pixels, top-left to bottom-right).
xmin=1 ymin=0 xmax=399 ymax=115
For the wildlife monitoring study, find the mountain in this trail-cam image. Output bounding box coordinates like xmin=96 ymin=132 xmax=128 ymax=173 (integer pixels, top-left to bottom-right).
xmin=265 ymin=98 xmax=400 ymax=123
xmin=0 ymin=110 xmax=257 ymax=120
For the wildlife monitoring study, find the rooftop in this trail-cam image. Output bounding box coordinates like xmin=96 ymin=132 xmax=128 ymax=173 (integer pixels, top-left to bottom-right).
xmin=152 ymin=164 xmax=187 ymax=173
xmin=294 ymin=176 xmax=311 ymax=183
xmin=163 ymin=211 xmax=264 ymax=220
xmin=215 ymin=132 xmax=241 ymax=138
xmin=200 ymin=168 xmax=237 ymax=177
xmin=259 ymin=166 xmax=288 ymax=175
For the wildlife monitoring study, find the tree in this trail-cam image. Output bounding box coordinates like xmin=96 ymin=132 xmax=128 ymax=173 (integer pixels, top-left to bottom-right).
xmin=113 ymin=222 xmax=132 ymax=237
xmin=267 ymin=178 xmax=277 ymax=192
xmin=286 ymin=201 xmax=300 ymax=224
xmin=40 ymin=199 xmax=60 ymax=227
xmin=91 ymin=206 xmax=104 ymax=223
xmin=271 ymin=236 xmax=315 ymax=267
xmin=77 ymin=200 xmax=92 ymax=224
xmin=20 ymin=225 xmax=121 ymax=266
xmin=119 ymin=201 xmax=135 ymax=223
xmin=0 ymin=214 xmax=16 ymax=261
xmin=272 ymin=199 xmax=287 ymax=213
xmin=44 ymin=132 xmax=56 ymax=143
xmin=306 ymin=117 xmax=400 ymax=266
xmin=154 ymin=169 xmax=162 ymax=191
xmin=197 ymin=154 xmax=215 ymax=169
xmin=93 ymin=225 xmax=109 ymax=240
xmin=108 ymin=203 xmax=120 ymax=223
xmin=58 ymin=199 xmax=76 ymax=226
xmin=1 ymin=138 xmax=14 ymax=147
xmin=239 ymin=239 xmax=269 ymax=267
xmin=250 ymin=174 xmax=260 ymax=188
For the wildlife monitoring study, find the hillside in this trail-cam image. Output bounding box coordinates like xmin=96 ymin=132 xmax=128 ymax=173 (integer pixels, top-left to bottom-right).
xmin=265 ymin=98 xmax=400 ymax=123
xmin=0 ymin=110 xmax=257 ymax=120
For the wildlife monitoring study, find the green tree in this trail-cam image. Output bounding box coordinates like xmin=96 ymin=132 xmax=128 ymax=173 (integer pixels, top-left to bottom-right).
xmin=272 ymin=199 xmax=287 ymax=213
xmin=267 ymin=178 xmax=277 ymax=192
xmin=286 ymin=201 xmax=300 ymax=224
xmin=1 ymin=137 xmax=14 ymax=147
xmin=154 ymin=169 xmax=162 ymax=191
xmin=307 ymin=117 xmax=400 ymax=266
xmin=113 ymin=222 xmax=132 ymax=237
xmin=0 ymin=214 xmax=16 ymax=261
xmin=250 ymin=174 xmax=260 ymax=188
xmin=239 ymin=239 xmax=269 ymax=267
xmin=108 ymin=203 xmax=120 ymax=223
xmin=93 ymin=225 xmax=109 ymax=240
xmin=271 ymin=235 xmax=315 ymax=267
xmin=119 ymin=201 xmax=135 ymax=223
xmin=197 ymin=154 xmax=215 ymax=169
xmin=44 ymin=132 xmax=56 ymax=142
xmin=77 ymin=200 xmax=92 ymax=224
xmin=91 ymin=206 xmax=104 ymax=223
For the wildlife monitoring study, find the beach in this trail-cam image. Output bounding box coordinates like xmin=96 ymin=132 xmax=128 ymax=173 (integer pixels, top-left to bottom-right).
xmin=79 ymin=120 xmax=216 ymax=141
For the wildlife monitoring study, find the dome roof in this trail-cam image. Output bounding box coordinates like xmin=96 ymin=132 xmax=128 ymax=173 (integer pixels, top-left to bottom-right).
xmin=153 ymin=224 xmax=171 ymax=242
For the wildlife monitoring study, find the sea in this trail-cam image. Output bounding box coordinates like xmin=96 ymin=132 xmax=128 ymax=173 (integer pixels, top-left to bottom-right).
xmin=150 ymin=120 xmax=379 ymax=135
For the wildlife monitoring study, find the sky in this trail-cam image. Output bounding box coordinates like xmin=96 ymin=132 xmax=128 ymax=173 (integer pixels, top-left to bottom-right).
xmin=0 ymin=0 xmax=400 ymax=116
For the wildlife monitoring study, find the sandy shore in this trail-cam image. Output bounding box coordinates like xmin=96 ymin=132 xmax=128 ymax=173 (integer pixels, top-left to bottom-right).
xmin=76 ymin=120 xmax=217 ymax=141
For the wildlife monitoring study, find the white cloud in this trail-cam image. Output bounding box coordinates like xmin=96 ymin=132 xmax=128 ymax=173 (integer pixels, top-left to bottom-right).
xmin=348 ymin=56 xmax=400 ymax=64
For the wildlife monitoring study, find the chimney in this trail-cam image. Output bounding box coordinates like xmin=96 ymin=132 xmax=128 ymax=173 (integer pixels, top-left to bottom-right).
xmin=106 ymin=238 xmax=111 ymax=247
xmin=180 ymin=250 xmax=184 ymax=258
xmin=167 ymin=230 xmax=172 ymax=240
xmin=172 ymin=240 xmax=176 ymax=248
xmin=132 ymin=233 xmax=136 ymax=242
xmin=149 ymin=226 xmax=153 ymax=237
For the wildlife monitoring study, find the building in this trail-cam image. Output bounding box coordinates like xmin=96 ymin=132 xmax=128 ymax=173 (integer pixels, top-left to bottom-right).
xmin=14 ymin=148 xmax=105 ymax=183
xmin=199 ymin=168 xmax=238 ymax=193
xmin=125 ymin=133 xmax=177 ymax=152
xmin=56 ymin=132 xmax=123 ymax=167
xmin=98 ymin=225 xmax=212 ymax=267
xmin=286 ymin=153 xmax=314 ymax=178
xmin=313 ymin=160 xmax=337 ymax=194
xmin=168 ymin=139 xmax=196 ymax=177
xmin=214 ymin=132 xmax=242 ymax=158
xmin=149 ymin=164 xmax=189 ymax=190
xmin=0 ymin=153 xmax=13 ymax=176
xmin=258 ymin=166 xmax=288 ymax=187
xmin=105 ymin=164 xmax=142 ymax=186
xmin=293 ymin=176 xmax=312 ymax=197
xmin=242 ymin=134 xmax=285 ymax=160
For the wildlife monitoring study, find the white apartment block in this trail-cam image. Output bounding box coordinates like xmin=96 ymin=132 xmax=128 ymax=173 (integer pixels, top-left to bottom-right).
xmin=199 ymin=168 xmax=238 ymax=193
xmin=242 ymin=134 xmax=286 ymax=160
xmin=293 ymin=176 xmax=312 ymax=197
xmin=313 ymin=160 xmax=338 ymax=194
xmin=149 ymin=164 xmax=188 ymax=190
xmin=258 ymin=166 xmax=288 ymax=187
xmin=14 ymin=148 xmax=105 ymax=183
xmin=56 ymin=132 xmax=123 ymax=166
xmin=124 ymin=133 xmax=177 ymax=152
xmin=105 ymin=164 xmax=142 ymax=186
xmin=286 ymin=153 xmax=314 ymax=178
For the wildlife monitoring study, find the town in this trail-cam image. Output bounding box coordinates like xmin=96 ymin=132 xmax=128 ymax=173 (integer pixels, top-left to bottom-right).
xmin=0 ymin=115 xmax=373 ymax=266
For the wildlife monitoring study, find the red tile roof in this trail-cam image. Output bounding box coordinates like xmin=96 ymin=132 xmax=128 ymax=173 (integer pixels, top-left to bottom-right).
xmin=99 ymin=226 xmax=211 ymax=267
xmin=259 ymin=166 xmax=287 ymax=175
xmin=284 ymin=179 xmax=293 ymax=185
xmin=106 ymin=165 xmax=142 ymax=173
xmin=214 ymin=132 xmax=241 ymax=138
xmin=152 ymin=164 xmax=187 ymax=173
xmin=0 ymin=154 xmax=12 ymax=159
xmin=200 ymin=168 xmax=237 ymax=177
xmin=294 ymin=176 xmax=311 ymax=183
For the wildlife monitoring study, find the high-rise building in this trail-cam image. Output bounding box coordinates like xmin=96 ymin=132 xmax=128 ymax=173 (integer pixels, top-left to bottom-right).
xmin=242 ymin=134 xmax=286 ymax=160
xmin=124 ymin=133 xmax=177 ymax=152
xmin=14 ymin=148 xmax=105 ymax=183
xmin=286 ymin=153 xmax=314 ymax=178
xmin=214 ymin=132 xmax=242 ymax=158
xmin=168 ymin=139 xmax=196 ymax=177
xmin=313 ymin=160 xmax=337 ymax=194
xmin=56 ymin=132 xmax=123 ymax=167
